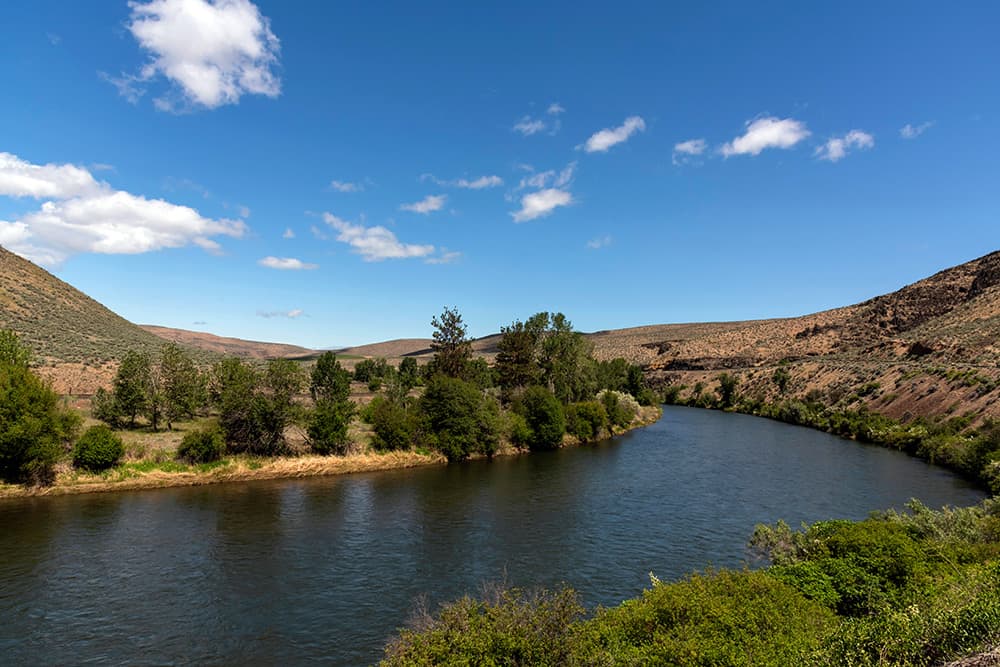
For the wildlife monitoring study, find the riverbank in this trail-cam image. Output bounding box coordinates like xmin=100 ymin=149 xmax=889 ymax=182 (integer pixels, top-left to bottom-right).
xmin=0 ymin=405 xmax=662 ymax=499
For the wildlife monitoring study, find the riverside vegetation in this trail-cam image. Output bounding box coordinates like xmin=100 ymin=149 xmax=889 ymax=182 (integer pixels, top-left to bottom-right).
xmin=0 ymin=308 xmax=659 ymax=495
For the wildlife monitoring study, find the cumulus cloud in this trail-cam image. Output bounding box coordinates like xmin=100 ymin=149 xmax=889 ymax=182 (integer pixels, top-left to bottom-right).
xmin=511 ymin=188 xmax=573 ymax=223
xmin=815 ymin=130 xmax=875 ymax=162
xmin=323 ymin=213 xmax=436 ymax=262
xmin=113 ymin=0 xmax=281 ymax=111
xmin=900 ymin=121 xmax=933 ymax=139
xmin=583 ymin=116 xmax=646 ymax=153
xmin=0 ymin=152 xmax=246 ymax=265
xmin=257 ymin=309 xmax=304 ymax=319
xmin=258 ymin=256 xmax=317 ymax=270
xmin=0 ymin=152 xmax=103 ymax=199
xmin=586 ymin=235 xmax=612 ymax=249
xmin=672 ymin=138 xmax=707 ymax=165
xmin=513 ymin=116 xmax=546 ymax=136
xmin=720 ymin=116 xmax=810 ymax=157
xmin=330 ymin=180 xmax=362 ymax=192
xmin=399 ymin=194 xmax=446 ymax=214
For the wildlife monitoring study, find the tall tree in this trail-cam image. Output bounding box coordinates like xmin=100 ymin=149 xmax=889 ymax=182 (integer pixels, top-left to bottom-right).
xmin=308 ymin=352 xmax=355 ymax=455
xmin=114 ymin=351 xmax=152 ymax=427
xmin=430 ymin=306 xmax=472 ymax=379
xmin=160 ymin=342 xmax=202 ymax=430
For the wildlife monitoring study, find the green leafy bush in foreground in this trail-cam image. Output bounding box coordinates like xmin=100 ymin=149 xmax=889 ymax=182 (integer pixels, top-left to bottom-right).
xmin=73 ymin=425 xmax=125 ymax=472
xmin=383 ymin=499 xmax=1000 ymax=666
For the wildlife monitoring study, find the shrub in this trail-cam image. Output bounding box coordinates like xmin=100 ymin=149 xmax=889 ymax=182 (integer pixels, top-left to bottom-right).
xmin=516 ymin=386 xmax=566 ymax=451
xmin=597 ymin=389 xmax=639 ymax=430
xmin=308 ymin=398 xmax=355 ymax=455
xmin=566 ymin=401 xmax=608 ymax=442
xmin=370 ymin=396 xmax=417 ymax=452
xmin=420 ymin=375 xmax=501 ymax=461
xmin=0 ymin=361 xmax=77 ymax=485
xmin=177 ymin=426 xmax=225 ymax=463
xmin=73 ymin=425 xmax=125 ymax=472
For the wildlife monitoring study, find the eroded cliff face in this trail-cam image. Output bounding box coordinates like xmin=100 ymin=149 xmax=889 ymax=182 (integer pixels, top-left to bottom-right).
xmin=589 ymin=251 xmax=1000 ymax=423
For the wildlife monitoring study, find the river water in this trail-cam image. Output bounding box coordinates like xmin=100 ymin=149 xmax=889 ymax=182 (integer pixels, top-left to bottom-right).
xmin=0 ymin=406 xmax=985 ymax=665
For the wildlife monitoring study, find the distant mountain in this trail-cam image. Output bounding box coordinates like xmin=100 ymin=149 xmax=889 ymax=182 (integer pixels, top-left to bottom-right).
xmin=140 ymin=325 xmax=317 ymax=360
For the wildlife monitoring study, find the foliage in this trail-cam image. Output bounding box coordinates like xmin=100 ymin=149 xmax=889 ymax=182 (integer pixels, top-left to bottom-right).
xmin=308 ymin=398 xmax=355 ymax=455
xmin=715 ymin=372 xmax=739 ymax=409
xmin=159 ymin=342 xmax=204 ymax=429
xmin=72 ymin=425 xmax=125 ymax=472
xmin=383 ymin=585 xmax=586 ymax=666
xmin=565 ymin=401 xmax=608 ymax=442
xmin=430 ymin=306 xmax=473 ymax=379
xmin=773 ymin=366 xmax=791 ymax=395
xmin=369 ymin=395 xmax=419 ymax=452
xmin=515 ymin=386 xmax=566 ymax=451
xmin=0 ymin=329 xmax=31 ymax=367
xmin=420 ymin=374 xmax=501 ymax=461
xmin=211 ymin=357 xmax=305 ymax=455
xmin=113 ymin=350 xmax=152 ymax=427
xmin=0 ymin=358 xmax=78 ymax=485
xmin=177 ymin=426 xmax=225 ymax=463
xmin=397 ymin=356 xmax=420 ymax=391
xmin=597 ymin=389 xmax=639 ymax=431
xmin=354 ymin=357 xmax=390 ymax=384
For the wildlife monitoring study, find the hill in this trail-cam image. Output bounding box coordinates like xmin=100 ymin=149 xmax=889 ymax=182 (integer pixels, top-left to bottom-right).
xmin=140 ymin=325 xmax=317 ymax=360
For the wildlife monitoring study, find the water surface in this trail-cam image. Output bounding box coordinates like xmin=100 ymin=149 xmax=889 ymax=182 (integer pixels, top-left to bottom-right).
xmin=0 ymin=407 xmax=985 ymax=665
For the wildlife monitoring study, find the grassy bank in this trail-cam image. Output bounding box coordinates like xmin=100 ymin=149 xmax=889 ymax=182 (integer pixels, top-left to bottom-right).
xmin=0 ymin=405 xmax=661 ymax=499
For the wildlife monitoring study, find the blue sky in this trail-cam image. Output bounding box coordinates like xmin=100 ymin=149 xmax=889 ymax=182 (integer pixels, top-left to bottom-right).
xmin=1 ymin=1 xmax=998 ymax=348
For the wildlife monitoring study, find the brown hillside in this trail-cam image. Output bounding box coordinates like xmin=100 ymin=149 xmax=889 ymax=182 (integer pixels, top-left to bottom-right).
xmin=141 ymin=325 xmax=317 ymax=360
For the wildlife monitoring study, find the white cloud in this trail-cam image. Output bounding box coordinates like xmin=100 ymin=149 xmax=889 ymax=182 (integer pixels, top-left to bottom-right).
xmin=513 ymin=116 xmax=546 ymax=136
xmin=900 ymin=121 xmax=933 ymax=139
xmin=257 ymin=309 xmax=304 ymax=319
xmin=815 ymin=129 xmax=875 ymax=162
xmin=258 ymin=256 xmax=318 ymax=270
xmin=425 ymin=250 xmax=462 ymax=265
xmin=0 ymin=152 xmax=247 ymax=265
xmin=720 ymin=116 xmax=810 ymax=157
xmin=511 ymin=188 xmax=573 ymax=223
xmin=547 ymin=103 xmax=565 ymax=115
xmin=323 ymin=213 xmax=436 ymax=262
xmin=516 ymin=161 xmax=576 ymax=191
xmin=583 ymin=116 xmax=646 ymax=153
xmin=672 ymin=138 xmax=707 ymax=165
xmin=118 ymin=0 xmax=281 ymax=111
xmin=586 ymin=235 xmax=612 ymax=249
xmin=400 ymin=194 xmax=446 ymax=214
xmin=330 ymin=180 xmax=362 ymax=192
xmin=422 ymin=174 xmax=503 ymax=189
xmin=0 ymin=152 xmax=103 ymax=199
xmin=282 ymin=227 xmax=295 ymax=239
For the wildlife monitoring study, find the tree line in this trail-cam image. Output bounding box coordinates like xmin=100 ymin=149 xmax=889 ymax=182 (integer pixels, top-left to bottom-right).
xmin=0 ymin=308 xmax=657 ymax=487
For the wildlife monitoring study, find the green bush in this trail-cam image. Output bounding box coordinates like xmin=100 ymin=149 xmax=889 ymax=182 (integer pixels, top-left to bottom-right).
xmin=383 ymin=585 xmax=585 ymax=666
xmin=307 ymin=398 xmax=355 ymax=455
xmin=566 ymin=401 xmax=607 ymax=442
xmin=73 ymin=425 xmax=125 ymax=472
xmin=0 ymin=361 xmax=78 ymax=485
xmin=597 ymin=389 xmax=639 ymax=430
xmin=516 ymin=386 xmax=566 ymax=451
xmin=420 ymin=375 xmax=501 ymax=461
xmin=370 ymin=396 xmax=417 ymax=452
xmin=177 ymin=426 xmax=225 ymax=463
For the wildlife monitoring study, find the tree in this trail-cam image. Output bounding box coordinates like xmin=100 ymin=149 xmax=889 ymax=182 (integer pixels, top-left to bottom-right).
xmin=398 ymin=357 xmax=420 ymax=391
xmin=0 ymin=355 xmax=79 ymax=485
xmin=308 ymin=352 xmax=355 ymax=455
xmin=515 ymin=386 xmax=566 ymax=451
xmin=256 ymin=359 xmax=306 ymax=455
xmin=370 ymin=396 xmax=418 ymax=452
xmin=160 ymin=343 xmax=203 ymax=429
xmin=773 ymin=366 xmax=791 ymax=395
xmin=430 ymin=307 xmax=473 ymax=379
xmin=420 ymin=375 xmax=500 ymax=462
xmin=0 ymin=329 xmax=31 ymax=368
xmin=495 ymin=319 xmax=543 ymax=396
xmin=113 ymin=351 xmax=152 ymax=427
xmin=212 ymin=357 xmax=263 ymax=452
xmin=566 ymin=401 xmax=608 ymax=443
xmin=716 ymin=373 xmax=739 ymax=409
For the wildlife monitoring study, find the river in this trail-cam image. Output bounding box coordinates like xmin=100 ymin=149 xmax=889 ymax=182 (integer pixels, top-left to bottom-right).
xmin=0 ymin=406 xmax=985 ymax=665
